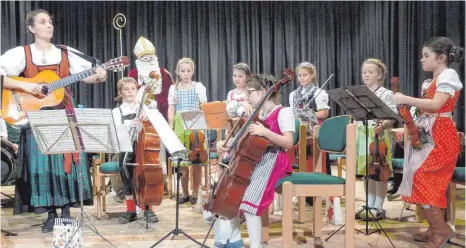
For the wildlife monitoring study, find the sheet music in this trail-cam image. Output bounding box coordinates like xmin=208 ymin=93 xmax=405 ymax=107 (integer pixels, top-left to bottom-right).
xmin=27 ymin=110 xmax=78 ymax=154
xmin=73 ymin=108 xmax=122 ymax=153
xmin=179 ymin=109 xmax=208 ymax=130
xmin=27 ymin=108 xmax=131 ymax=154
xmin=142 ymin=105 xmax=188 ymax=160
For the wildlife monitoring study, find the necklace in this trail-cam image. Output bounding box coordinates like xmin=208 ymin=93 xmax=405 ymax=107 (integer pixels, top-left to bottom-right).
xmin=40 ymin=45 xmax=52 ymax=64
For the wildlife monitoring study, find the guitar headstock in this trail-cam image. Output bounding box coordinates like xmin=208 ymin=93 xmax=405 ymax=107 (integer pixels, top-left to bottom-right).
xmin=102 ymin=56 xmax=130 ymax=72
xmin=390 ymin=77 xmax=400 ymax=93
xmin=279 ymin=68 xmax=294 ymax=85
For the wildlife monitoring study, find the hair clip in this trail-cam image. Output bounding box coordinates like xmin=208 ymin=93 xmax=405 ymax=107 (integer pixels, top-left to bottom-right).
xmin=450 ymin=46 xmax=457 ymax=56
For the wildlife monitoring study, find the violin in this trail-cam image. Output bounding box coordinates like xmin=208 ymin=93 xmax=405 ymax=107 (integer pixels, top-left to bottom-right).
xmin=188 ymin=131 xmax=208 ymax=163
xmin=368 ymin=120 xmax=391 ymax=181
xmin=390 ymin=77 xmax=424 ymax=149
xmin=204 ymin=69 xmax=294 ymax=219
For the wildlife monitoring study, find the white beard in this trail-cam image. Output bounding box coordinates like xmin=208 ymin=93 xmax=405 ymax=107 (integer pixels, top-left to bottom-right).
xmin=135 ymin=56 xmax=162 ymax=95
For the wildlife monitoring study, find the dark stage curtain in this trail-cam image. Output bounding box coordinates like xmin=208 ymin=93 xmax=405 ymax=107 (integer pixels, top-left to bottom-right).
xmin=2 ymin=1 xmax=464 ymax=130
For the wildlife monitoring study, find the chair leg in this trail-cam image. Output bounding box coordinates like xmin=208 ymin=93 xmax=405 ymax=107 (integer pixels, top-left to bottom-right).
xmin=337 ymin=157 xmax=342 ymax=178
xmin=298 ymin=197 xmax=306 ymax=223
xmin=168 ymin=159 xmax=173 ymax=199
xmin=282 ymin=182 xmax=294 ymax=248
xmin=92 ymin=164 xmax=98 ymax=196
xmin=261 ymin=211 xmax=270 ymax=243
xmin=101 ymin=176 xmax=107 ymax=212
xmin=447 ymin=182 xmax=457 ymax=232
xmin=344 ymin=190 xmax=356 ymax=248
xmin=95 ymin=170 xmax=102 ymax=219
xmin=313 ymin=196 xmax=323 ymax=238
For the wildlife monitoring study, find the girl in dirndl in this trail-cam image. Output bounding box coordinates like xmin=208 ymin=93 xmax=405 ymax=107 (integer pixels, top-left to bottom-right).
xmin=167 ymin=57 xmax=207 ymax=205
xmin=214 ymin=74 xmax=295 ymax=248
xmin=394 ymin=37 xmax=463 ymax=248
xmin=355 ymin=59 xmax=397 ymax=221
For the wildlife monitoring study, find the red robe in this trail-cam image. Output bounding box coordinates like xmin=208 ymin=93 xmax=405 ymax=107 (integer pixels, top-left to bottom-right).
xmin=128 ymin=68 xmax=173 ymax=120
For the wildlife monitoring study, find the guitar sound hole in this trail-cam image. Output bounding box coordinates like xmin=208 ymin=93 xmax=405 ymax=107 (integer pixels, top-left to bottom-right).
xmin=41 ymin=85 xmax=49 ymax=95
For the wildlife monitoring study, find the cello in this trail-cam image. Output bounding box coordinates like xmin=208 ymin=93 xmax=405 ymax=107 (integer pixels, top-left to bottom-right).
xmin=204 ymin=69 xmax=294 ymax=219
xmin=390 ymin=77 xmax=424 ymax=149
xmin=121 ymin=72 xmax=164 ymax=208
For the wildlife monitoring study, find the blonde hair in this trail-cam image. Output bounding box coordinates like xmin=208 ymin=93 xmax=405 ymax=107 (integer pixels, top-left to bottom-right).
xmin=175 ymin=57 xmax=195 ymax=89
xmin=233 ymin=63 xmax=251 ymax=76
xmin=295 ymin=62 xmax=318 ymax=84
xmin=362 ymin=58 xmax=387 ymax=85
xmin=114 ymin=77 xmax=138 ymax=102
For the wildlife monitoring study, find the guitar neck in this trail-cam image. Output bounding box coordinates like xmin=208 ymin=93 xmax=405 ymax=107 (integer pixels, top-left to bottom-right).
xmin=48 ymin=68 xmax=96 ymax=91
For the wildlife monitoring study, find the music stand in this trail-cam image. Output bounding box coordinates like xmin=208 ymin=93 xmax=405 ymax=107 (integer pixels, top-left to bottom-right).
xmin=149 ymin=108 xmax=209 ymax=248
xmin=202 ymin=102 xmax=229 ymax=188
xmin=27 ymin=108 xmax=131 ymax=248
xmin=324 ymin=86 xmax=400 ymax=248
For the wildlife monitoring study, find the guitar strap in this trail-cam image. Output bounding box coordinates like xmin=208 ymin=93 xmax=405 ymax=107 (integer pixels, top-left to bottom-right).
xmin=55 ymin=44 xmax=101 ymax=67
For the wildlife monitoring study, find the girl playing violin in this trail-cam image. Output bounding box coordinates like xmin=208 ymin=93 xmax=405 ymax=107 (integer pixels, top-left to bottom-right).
xmin=215 ymin=74 xmax=295 ymax=248
xmin=289 ymin=62 xmax=333 ymax=175
xmin=112 ymin=77 xmax=158 ymax=224
xmin=355 ymin=58 xmax=397 ymax=221
xmin=394 ymin=37 xmax=463 ymax=247
xmin=289 ymin=62 xmax=330 ymax=122
xmin=167 ymin=58 xmax=208 ymax=205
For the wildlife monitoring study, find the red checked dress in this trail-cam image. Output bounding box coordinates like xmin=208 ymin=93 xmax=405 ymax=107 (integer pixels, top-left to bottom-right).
xmin=398 ymin=69 xmax=462 ymax=208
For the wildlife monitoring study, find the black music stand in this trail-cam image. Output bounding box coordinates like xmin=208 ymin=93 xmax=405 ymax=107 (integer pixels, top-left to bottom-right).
xmin=27 ymin=108 xmax=130 ymax=248
xmin=325 ymin=86 xmax=401 ymax=248
xmin=150 ymin=109 xmax=209 ymax=248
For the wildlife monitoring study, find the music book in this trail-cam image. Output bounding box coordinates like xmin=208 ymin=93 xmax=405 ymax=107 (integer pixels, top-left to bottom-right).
xmin=179 ymin=109 xmax=208 ymax=130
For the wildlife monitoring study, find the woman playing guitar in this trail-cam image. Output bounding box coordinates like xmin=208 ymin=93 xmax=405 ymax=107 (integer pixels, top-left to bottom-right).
xmin=0 ymin=9 xmax=107 ymax=233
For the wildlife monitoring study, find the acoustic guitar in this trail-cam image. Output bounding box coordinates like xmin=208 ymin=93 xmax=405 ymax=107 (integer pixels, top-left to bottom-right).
xmin=1 ymin=56 xmax=129 ymax=126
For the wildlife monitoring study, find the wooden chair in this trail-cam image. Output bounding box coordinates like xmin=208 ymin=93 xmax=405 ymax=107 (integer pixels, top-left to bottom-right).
xmin=276 ymin=115 xmax=356 ymax=248
xmin=92 ymin=153 xmax=120 ymax=219
xmin=446 ymin=132 xmax=465 ymax=236
xmin=167 ymin=129 xmax=224 ymax=199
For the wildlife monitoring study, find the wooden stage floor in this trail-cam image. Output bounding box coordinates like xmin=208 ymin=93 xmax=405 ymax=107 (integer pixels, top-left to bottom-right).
xmin=1 ymin=169 xmax=465 ymax=248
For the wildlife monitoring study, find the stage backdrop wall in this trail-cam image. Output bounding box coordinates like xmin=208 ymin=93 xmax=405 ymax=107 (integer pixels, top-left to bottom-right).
xmin=2 ymin=1 xmax=465 ymax=130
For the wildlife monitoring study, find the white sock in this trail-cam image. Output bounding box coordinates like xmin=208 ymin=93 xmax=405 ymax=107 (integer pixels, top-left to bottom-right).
xmin=214 ymin=217 xmax=242 ymax=244
xmin=245 ymin=212 xmax=262 ymax=248
xmin=366 ymin=179 xmax=376 ymax=208
xmin=373 ymin=181 xmax=388 ymax=210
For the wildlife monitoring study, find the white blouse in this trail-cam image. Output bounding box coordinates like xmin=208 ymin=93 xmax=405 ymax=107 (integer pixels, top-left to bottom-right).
xmin=0 ymin=44 xmax=92 ymax=76
xmin=422 ymin=68 xmax=463 ymax=96
xmin=289 ymin=88 xmax=330 ymax=111
xmin=226 ymin=89 xmax=246 ymax=102
xmin=260 ymin=105 xmax=296 ymax=134
xmin=167 ymin=81 xmax=208 ymax=105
